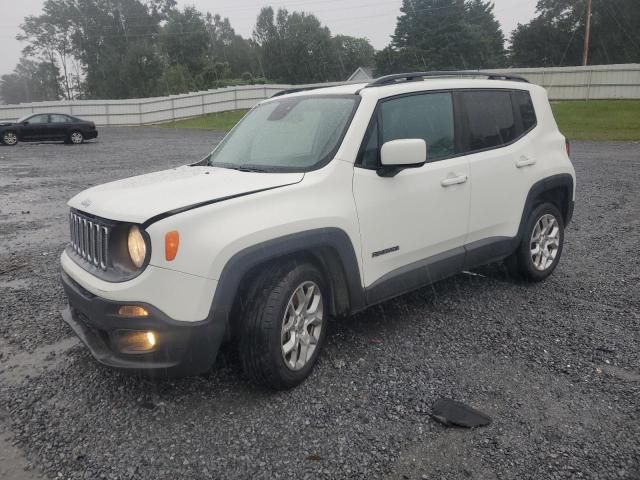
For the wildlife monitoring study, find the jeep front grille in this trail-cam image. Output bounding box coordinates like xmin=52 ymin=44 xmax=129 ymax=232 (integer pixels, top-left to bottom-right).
xmin=69 ymin=211 xmax=110 ymax=270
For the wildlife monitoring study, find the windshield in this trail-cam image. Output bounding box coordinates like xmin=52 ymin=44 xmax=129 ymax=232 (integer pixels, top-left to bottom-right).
xmin=208 ymin=95 xmax=358 ymax=172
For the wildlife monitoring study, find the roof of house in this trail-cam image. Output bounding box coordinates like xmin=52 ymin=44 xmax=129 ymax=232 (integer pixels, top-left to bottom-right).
xmin=347 ymin=67 xmax=375 ymax=82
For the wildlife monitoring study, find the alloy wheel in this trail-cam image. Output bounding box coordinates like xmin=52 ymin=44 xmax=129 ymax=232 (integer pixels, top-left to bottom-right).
xmin=530 ymin=214 xmax=560 ymax=271
xmin=70 ymin=132 xmax=83 ymax=144
xmin=281 ymin=281 xmax=323 ymax=371
xmin=3 ymin=132 xmax=17 ymax=145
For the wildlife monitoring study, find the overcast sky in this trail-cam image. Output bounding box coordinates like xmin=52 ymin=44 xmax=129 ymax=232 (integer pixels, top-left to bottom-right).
xmin=0 ymin=0 xmax=538 ymax=76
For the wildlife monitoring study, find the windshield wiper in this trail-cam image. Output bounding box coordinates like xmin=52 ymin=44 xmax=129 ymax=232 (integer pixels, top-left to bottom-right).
xmin=219 ymin=165 xmax=270 ymax=173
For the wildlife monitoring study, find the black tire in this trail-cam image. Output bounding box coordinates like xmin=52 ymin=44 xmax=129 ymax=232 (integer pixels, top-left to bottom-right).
xmin=1 ymin=130 xmax=18 ymax=146
xmin=68 ymin=130 xmax=84 ymax=144
xmin=239 ymin=261 xmax=328 ymax=390
xmin=506 ymin=202 xmax=565 ymax=282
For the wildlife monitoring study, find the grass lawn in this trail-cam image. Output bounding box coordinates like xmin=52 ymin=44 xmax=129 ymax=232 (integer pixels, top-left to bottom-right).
xmin=158 ymin=101 xmax=640 ymax=142
xmin=158 ymin=110 xmax=248 ymax=131
xmin=551 ymin=100 xmax=640 ymax=141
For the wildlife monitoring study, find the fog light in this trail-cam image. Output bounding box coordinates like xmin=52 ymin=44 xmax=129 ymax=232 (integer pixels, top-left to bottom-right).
xmin=146 ymin=331 xmax=156 ymax=347
xmin=118 ymin=305 xmax=149 ymax=317
xmin=113 ymin=330 xmax=157 ymax=353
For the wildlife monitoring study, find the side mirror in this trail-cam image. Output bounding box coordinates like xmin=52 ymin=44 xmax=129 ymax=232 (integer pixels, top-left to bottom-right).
xmin=22 ymin=121 xmax=29 ymax=125
xmin=378 ymin=138 xmax=427 ymax=177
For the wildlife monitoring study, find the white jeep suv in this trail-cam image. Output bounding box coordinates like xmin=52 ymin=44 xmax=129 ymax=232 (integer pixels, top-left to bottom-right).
xmin=60 ymin=72 xmax=576 ymax=389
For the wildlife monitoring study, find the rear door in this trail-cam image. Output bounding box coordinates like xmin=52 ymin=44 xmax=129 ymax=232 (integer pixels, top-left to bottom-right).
xmin=49 ymin=114 xmax=72 ymax=140
xmin=352 ymin=91 xmax=471 ymax=297
xmin=459 ymin=90 xmax=540 ymax=256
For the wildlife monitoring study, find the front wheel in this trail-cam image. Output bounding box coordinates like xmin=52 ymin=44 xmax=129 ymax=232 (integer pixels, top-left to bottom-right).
xmin=239 ymin=261 xmax=328 ymax=390
xmin=506 ymin=202 xmax=565 ymax=282
xmin=2 ymin=131 xmax=18 ymax=146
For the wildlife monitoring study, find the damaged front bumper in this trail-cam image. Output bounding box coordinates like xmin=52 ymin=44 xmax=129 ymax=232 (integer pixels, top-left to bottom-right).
xmin=60 ymin=270 xmax=224 ymax=376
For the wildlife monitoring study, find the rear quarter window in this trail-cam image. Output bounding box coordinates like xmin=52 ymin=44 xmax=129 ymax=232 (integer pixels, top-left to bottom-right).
xmin=512 ymin=90 xmax=537 ymax=133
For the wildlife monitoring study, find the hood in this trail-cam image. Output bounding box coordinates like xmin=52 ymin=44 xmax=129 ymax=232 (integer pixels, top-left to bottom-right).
xmin=68 ymin=166 xmax=304 ymax=224
xmin=0 ymin=121 xmax=15 ymax=127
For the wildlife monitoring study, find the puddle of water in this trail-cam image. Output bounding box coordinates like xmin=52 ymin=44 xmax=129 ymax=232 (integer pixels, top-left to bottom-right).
xmin=0 ymin=426 xmax=44 ymax=480
xmin=0 ymin=337 xmax=79 ymax=386
xmin=0 ymin=278 xmax=31 ymax=290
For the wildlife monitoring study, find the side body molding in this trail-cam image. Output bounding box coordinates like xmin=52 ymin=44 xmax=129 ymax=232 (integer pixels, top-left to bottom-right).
xmin=209 ymin=228 xmax=365 ymax=330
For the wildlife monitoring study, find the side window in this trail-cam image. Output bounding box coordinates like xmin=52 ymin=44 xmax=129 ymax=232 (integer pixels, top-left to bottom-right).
xmin=512 ymin=91 xmax=537 ymax=133
xmin=28 ymin=114 xmax=49 ymax=124
xmin=461 ymin=91 xmax=517 ymax=151
xmin=381 ymin=92 xmax=455 ymax=162
xmin=50 ymin=114 xmax=71 ymax=123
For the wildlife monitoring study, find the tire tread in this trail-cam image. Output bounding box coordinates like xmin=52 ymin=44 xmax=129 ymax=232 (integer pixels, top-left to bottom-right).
xmin=506 ymin=202 xmax=565 ymax=282
xmin=239 ymin=261 xmax=324 ymax=389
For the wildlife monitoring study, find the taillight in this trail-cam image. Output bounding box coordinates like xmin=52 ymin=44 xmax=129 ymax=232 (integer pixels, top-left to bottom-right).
xmin=565 ymin=139 xmax=571 ymax=157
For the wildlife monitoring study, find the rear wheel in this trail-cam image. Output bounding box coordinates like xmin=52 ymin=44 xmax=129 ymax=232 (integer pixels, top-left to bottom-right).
xmin=2 ymin=131 xmax=18 ymax=146
xmin=507 ymin=202 xmax=565 ymax=282
xmin=239 ymin=261 xmax=328 ymax=390
xmin=69 ymin=130 xmax=84 ymax=144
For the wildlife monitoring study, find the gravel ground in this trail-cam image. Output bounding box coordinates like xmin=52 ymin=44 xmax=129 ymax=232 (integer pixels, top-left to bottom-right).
xmin=0 ymin=129 xmax=638 ymax=480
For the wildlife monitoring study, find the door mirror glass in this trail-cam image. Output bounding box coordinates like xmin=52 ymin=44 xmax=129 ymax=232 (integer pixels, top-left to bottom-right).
xmin=380 ymin=138 xmax=427 ymax=167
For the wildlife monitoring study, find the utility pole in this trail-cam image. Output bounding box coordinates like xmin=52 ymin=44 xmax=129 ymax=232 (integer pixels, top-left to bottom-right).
xmin=582 ymin=0 xmax=593 ymax=66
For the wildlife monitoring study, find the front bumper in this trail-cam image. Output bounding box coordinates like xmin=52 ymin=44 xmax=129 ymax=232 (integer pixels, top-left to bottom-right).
xmin=61 ymin=270 xmax=225 ymax=376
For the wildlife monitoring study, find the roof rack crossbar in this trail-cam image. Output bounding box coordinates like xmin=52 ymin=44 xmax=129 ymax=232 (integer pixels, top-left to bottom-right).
xmin=365 ymin=71 xmax=529 ymax=88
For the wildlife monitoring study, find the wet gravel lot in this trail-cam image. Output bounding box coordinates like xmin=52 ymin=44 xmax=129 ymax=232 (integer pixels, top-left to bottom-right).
xmin=0 ymin=128 xmax=639 ymax=480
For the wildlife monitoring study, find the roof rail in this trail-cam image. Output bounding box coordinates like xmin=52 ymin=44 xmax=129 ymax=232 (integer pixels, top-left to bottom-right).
xmin=270 ymin=81 xmax=365 ymax=98
xmin=364 ymin=71 xmax=529 ymax=88
xmin=271 ymin=86 xmax=326 ymax=98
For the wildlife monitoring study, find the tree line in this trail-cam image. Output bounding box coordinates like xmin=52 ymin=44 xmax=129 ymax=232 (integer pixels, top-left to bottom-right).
xmin=1 ymin=0 xmax=639 ymax=104
xmin=0 ymin=0 xmax=375 ymax=103
xmin=375 ymin=0 xmax=639 ymax=74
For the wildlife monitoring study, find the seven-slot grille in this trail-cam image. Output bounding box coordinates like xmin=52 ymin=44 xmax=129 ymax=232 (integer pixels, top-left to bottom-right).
xmin=69 ymin=211 xmax=110 ymax=270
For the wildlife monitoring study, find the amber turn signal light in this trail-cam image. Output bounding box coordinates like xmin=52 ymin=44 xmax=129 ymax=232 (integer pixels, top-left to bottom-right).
xmin=117 ymin=305 xmax=149 ymax=317
xmin=165 ymin=231 xmax=180 ymax=261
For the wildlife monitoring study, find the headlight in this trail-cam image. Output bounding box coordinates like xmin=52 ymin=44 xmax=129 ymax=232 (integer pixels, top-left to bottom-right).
xmin=127 ymin=225 xmax=147 ymax=268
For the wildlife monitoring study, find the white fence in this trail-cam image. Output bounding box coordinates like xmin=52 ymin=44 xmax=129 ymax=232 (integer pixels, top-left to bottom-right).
xmin=0 ymin=84 xmax=295 ymax=126
xmin=484 ymin=63 xmax=640 ymax=101
xmin=1 ymin=64 xmax=639 ymax=126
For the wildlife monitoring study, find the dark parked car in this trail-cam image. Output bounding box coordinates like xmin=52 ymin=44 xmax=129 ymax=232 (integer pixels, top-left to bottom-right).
xmin=0 ymin=113 xmax=98 ymax=146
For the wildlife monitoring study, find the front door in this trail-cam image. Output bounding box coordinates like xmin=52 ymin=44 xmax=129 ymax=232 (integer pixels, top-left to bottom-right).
xmin=352 ymin=91 xmax=471 ymax=302
xmin=20 ymin=114 xmax=50 ymax=141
